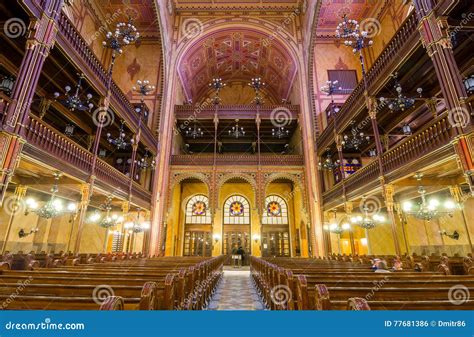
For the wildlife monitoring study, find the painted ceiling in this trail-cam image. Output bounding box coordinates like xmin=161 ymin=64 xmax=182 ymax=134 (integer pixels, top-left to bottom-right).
xmin=178 ymin=29 xmax=297 ymax=103
xmin=173 ymin=0 xmax=300 ymax=10
xmin=96 ymin=0 xmax=159 ymax=36
xmin=316 ymin=0 xmax=383 ymax=36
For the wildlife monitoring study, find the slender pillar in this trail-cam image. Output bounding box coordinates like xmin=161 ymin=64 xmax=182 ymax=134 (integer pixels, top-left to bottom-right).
xmin=344 ymin=201 xmax=356 ymax=254
xmin=0 ymin=0 xmax=64 ymax=204
xmin=395 ymin=202 xmax=411 ymax=255
xmin=1 ymin=185 xmax=27 ymax=254
xmin=449 ymin=185 xmax=473 ymax=251
xmin=366 ymin=96 xmax=385 ymax=176
xmin=383 ymin=184 xmax=401 ymax=256
xmin=414 ymin=0 xmax=473 ymax=189
xmin=73 ymin=184 xmax=91 ymax=254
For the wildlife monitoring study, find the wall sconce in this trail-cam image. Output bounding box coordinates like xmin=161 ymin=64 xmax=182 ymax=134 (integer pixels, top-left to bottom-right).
xmin=18 ymin=228 xmax=39 ymax=238
xmin=252 ymin=234 xmax=261 ymax=243
xmin=438 ymin=230 xmax=460 ymax=240
xmin=463 ymin=75 xmax=474 ymax=94
xmin=213 ymin=233 xmax=221 ymax=243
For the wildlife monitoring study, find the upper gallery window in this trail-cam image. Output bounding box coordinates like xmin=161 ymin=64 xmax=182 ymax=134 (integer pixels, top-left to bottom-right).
xmin=224 ymin=195 xmax=250 ymax=225
xmin=185 ymin=195 xmax=211 ymax=224
xmin=262 ymin=195 xmax=288 ymax=225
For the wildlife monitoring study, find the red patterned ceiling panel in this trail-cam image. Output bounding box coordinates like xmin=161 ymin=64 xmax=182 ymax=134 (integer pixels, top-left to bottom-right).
xmin=179 ymin=29 xmax=297 ymax=102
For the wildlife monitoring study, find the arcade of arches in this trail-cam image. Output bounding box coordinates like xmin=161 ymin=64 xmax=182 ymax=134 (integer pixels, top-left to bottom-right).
xmin=0 ymin=0 xmax=473 ymax=310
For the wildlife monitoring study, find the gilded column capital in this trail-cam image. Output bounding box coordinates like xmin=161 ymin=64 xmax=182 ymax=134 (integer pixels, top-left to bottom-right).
xmin=383 ymin=184 xmax=395 ymax=211
xmin=344 ymin=201 xmax=353 ymax=214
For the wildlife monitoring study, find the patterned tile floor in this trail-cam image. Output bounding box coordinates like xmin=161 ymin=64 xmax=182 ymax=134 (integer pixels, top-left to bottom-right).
xmin=207 ymin=267 xmax=265 ymax=310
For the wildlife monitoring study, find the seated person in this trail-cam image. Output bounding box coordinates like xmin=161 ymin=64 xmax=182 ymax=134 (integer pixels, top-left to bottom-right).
xmin=374 ymin=260 xmax=391 ymax=273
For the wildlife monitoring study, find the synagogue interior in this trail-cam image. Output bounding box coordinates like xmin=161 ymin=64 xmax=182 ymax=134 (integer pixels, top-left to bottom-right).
xmin=0 ymin=0 xmax=473 ymax=310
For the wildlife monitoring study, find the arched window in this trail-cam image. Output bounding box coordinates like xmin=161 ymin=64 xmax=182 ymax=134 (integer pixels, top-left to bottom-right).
xmin=185 ymin=195 xmax=211 ymax=224
xmin=223 ymin=195 xmax=250 ymax=225
xmin=262 ymin=195 xmax=288 ymax=225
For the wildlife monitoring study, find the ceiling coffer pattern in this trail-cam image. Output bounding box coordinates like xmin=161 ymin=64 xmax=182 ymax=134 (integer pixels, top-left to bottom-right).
xmin=316 ymin=0 xmax=380 ymax=36
xmin=178 ymin=29 xmax=297 ymax=102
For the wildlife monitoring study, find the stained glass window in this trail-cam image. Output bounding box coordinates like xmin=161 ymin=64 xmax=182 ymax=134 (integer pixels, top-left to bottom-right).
xmin=224 ymin=195 xmax=250 ymax=224
xmin=185 ymin=195 xmax=211 ymax=224
xmin=262 ymin=195 xmax=288 ymax=225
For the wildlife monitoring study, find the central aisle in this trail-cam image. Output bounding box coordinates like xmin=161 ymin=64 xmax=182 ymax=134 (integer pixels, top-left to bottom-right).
xmin=207 ymin=267 xmax=265 ymax=310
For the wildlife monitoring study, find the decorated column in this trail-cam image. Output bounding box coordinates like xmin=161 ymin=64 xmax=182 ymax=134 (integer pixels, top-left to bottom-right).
xmin=414 ymin=0 xmax=473 ymax=189
xmin=383 ymin=184 xmax=401 ymax=256
xmin=0 ymin=0 xmax=64 ymax=204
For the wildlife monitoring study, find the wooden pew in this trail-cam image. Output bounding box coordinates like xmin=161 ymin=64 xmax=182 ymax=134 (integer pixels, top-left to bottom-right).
xmin=250 ymin=256 xmax=474 ymax=311
xmin=0 ymin=255 xmax=224 ymax=310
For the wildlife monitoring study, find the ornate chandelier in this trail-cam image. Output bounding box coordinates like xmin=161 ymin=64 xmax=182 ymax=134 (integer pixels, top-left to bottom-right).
xmin=318 ymin=151 xmax=340 ymax=171
xmin=379 ymin=73 xmax=422 ymax=112
xmin=136 ymin=150 xmax=156 ymax=171
xmin=107 ymin=120 xmax=133 ymax=149
xmin=25 ymin=172 xmax=77 ymax=219
xmin=323 ymin=222 xmax=350 ymax=235
xmin=209 ymin=78 xmax=226 ymax=104
xmin=228 ymin=119 xmax=245 ymax=138
xmin=350 ymin=205 xmax=385 ymax=230
xmin=272 ymin=126 xmax=289 ymax=139
xmin=342 ymin=122 xmax=370 ymax=150
xmin=53 ymin=73 xmax=94 ymax=112
xmin=0 ymin=75 xmax=15 ymax=96
xmin=185 ymin=121 xmax=204 ymax=139
xmin=102 ymin=18 xmax=140 ymax=55
xmin=124 ymin=209 xmax=150 ymax=233
xmin=402 ymin=185 xmax=460 ymax=222
xmin=249 ymin=77 xmax=265 ymax=105
xmin=320 ymin=80 xmax=340 ymax=97
xmin=89 ymin=196 xmax=124 ymax=229
xmin=336 ymin=15 xmax=373 ymax=54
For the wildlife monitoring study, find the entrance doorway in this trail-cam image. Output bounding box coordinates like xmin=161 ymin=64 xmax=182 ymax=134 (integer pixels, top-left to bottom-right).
xmin=261 ymin=231 xmax=290 ymax=257
xmin=223 ymin=229 xmax=251 ymax=265
xmin=183 ymin=231 xmax=212 ymax=257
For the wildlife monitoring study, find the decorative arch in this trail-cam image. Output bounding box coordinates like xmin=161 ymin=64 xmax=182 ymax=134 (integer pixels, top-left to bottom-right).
xmin=175 ymin=18 xmax=301 ymax=103
xmin=217 ymin=172 xmax=257 ymax=210
xmin=223 ymin=195 xmax=251 ymax=225
xmin=264 ymin=172 xmax=307 ymax=212
xmin=167 ymin=172 xmax=211 ymax=213
xmin=185 ymin=194 xmax=212 ymax=224
xmin=262 ymin=195 xmax=289 ymax=225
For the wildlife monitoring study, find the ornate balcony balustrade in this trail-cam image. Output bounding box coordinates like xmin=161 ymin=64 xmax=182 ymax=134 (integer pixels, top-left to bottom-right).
xmin=0 ymin=93 xmax=11 ymax=123
xmin=317 ymin=12 xmax=420 ymax=153
xmin=18 ymin=1 xmax=157 ymax=151
xmin=174 ymin=105 xmax=300 ymax=120
xmin=21 ymin=115 xmax=152 ymax=208
xmin=322 ymin=114 xmax=456 ymax=209
xmin=54 ymin=13 xmax=158 ymax=152
xmin=171 ymin=154 xmax=304 ymax=166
